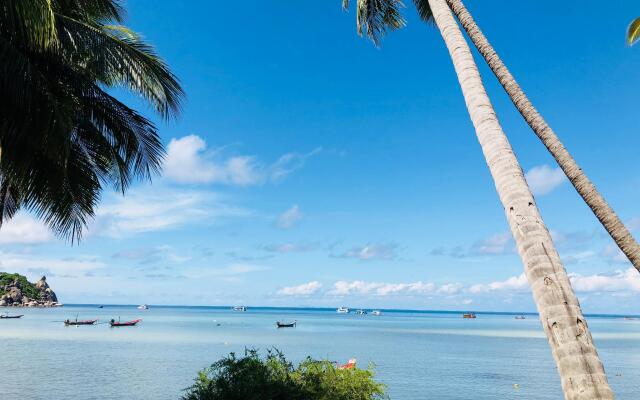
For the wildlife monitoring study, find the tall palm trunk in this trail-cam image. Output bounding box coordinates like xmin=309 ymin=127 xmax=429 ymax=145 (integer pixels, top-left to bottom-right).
xmin=446 ymin=0 xmax=640 ymax=273
xmin=427 ymin=0 xmax=614 ymax=398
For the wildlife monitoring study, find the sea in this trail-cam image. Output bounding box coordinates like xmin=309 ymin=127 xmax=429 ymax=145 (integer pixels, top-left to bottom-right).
xmin=0 ymin=305 xmax=638 ymax=399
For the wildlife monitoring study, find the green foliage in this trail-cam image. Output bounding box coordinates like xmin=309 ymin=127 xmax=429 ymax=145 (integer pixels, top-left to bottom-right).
xmin=628 ymin=18 xmax=640 ymax=46
xmin=182 ymin=349 xmax=387 ymax=400
xmin=0 ymin=0 xmax=184 ymax=242
xmin=0 ymin=272 xmax=41 ymax=299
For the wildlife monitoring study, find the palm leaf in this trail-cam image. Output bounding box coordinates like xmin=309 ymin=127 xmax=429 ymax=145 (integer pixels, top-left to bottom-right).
xmin=343 ymin=0 xmax=406 ymax=46
xmin=1 ymin=0 xmax=58 ymax=49
xmin=412 ymin=0 xmax=434 ymax=23
xmin=628 ymin=17 xmax=640 ymax=46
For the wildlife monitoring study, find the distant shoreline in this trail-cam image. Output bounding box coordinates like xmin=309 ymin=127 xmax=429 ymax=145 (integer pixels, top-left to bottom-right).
xmin=27 ymin=304 xmax=638 ymax=319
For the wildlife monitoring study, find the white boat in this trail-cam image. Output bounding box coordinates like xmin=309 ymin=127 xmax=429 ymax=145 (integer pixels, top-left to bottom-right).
xmin=355 ymin=309 xmax=367 ymax=315
xmin=137 ymin=304 xmax=149 ymax=310
xmin=337 ymin=307 xmax=350 ymax=314
xmin=371 ymin=310 xmax=382 ymax=316
xmin=232 ymin=306 xmax=247 ymax=312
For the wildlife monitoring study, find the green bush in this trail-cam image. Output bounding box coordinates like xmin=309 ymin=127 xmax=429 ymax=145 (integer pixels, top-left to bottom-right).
xmin=182 ymin=349 xmax=386 ymax=400
xmin=0 ymin=272 xmax=41 ymax=300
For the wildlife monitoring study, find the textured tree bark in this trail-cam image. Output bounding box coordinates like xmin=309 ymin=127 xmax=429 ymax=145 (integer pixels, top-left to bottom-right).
xmin=427 ymin=0 xmax=614 ymax=398
xmin=446 ymin=0 xmax=640 ymax=274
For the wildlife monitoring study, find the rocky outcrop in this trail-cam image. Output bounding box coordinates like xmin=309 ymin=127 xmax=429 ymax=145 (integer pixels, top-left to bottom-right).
xmin=0 ymin=273 xmax=61 ymax=307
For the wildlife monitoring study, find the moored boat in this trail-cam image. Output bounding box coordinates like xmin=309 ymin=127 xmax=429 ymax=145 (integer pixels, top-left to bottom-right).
xmin=232 ymin=306 xmax=247 ymax=312
xmin=462 ymin=313 xmax=476 ymax=319
xmin=355 ymin=309 xmax=367 ymax=315
xmin=371 ymin=310 xmax=382 ymax=316
xmin=337 ymin=307 xmax=349 ymax=314
xmin=137 ymin=304 xmax=149 ymax=310
xmin=109 ymin=318 xmax=141 ymax=327
xmin=276 ymin=321 xmax=297 ymax=328
xmin=0 ymin=314 xmax=23 ymax=319
xmin=515 ymin=315 xmax=526 ymax=320
xmin=65 ymin=319 xmax=97 ymax=326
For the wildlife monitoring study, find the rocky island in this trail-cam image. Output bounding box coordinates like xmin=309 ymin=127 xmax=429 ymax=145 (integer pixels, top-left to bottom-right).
xmin=0 ymin=273 xmax=61 ymax=307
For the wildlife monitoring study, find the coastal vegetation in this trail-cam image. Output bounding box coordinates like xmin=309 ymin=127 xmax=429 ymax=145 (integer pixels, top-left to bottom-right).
xmin=0 ymin=0 xmax=184 ymax=242
xmin=182 ymin=349 xmax=386 ymax=400
xmin=0 ymin=272 xmax=40 ymax=299
xmin=342 ymin=0 xmax=615 ymax=398
xmin=0 ymin=273 xmax=58 ymax=307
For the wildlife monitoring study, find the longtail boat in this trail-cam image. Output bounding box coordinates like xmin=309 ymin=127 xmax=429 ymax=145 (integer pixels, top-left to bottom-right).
xmin=109 ymin=318 xmax=141 ymax=327
xmin=65 ymin=319 xmax=97 ymax=326
xmin=0 ymin=314 xmax=23 ymax=319
xmin=462 ymin=313 xmax=476 ymax=319
xmin=276 ymin=321 xmax=296 ymax=328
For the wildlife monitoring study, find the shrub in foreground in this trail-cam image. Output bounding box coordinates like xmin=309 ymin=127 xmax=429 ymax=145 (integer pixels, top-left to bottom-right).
xmin=182 ymin=349 xmax=386 ymax=400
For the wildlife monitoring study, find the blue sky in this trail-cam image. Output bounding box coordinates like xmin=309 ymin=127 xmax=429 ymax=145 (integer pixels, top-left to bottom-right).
xmin=2 ymin=0 xmax=639 ymax=313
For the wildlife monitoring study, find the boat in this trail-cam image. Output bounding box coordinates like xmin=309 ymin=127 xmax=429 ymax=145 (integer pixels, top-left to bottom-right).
xmin=338 ymin=358 xmax=357 ymax=370
xmin=336 ymin=307 xmax=349 ymax=314
xmin=137 ymin=304 xmax=149 ymax=310
xmin=355 ymin=309 xmax=367 ymax=315
xmin=232 ymin=306 xmax=247 ymax=312
xmin=109 ymin=318 xmax=141 ymax=327
xmin=371 ymin=310 xmax=382 ymax=316
xmin=276 ymin=321 xmax=297 ymax=328
xmin=0 ymin=314 xmax=23 ymax=319
xmin=462 ymin=313 xmax=476 ymax=319
xmin=65 ymin=319 xmax=97 ymax=326
xmin=515 ymin=315 xmax=526 ymax=320
xmin=98 ymin=305 xmax=104 ymax=309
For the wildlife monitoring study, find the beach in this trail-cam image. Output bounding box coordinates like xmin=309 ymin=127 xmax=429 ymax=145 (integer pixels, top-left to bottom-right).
xmin=0 ymin=306 xmax=638 ymax=399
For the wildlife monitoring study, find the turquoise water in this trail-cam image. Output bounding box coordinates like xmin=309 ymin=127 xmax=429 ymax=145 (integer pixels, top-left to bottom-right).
xmin=0 ymin=306 xmax=638 ymax=399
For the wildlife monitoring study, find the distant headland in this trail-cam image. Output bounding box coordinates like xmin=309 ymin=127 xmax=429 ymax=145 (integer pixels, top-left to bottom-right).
xmin=0 ymin=273 xmax=61 ymax=307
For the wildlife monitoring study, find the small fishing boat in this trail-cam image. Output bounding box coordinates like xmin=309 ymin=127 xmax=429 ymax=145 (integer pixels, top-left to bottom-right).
xmin=65 ymin=319 xmax=97 ymax=326
xmin=337 ymin=307 xmax=349 ymax=314
xmin=0 ymin=314 xmax=23 ymax=319
xmin=355 ymin=309 xmax=367 ymax=315
xmin=232 ymin=306 xmax=247 ymax=312
xmin=371 ymin=310 xmax=382 ymax=316
xmin=137 ymin=304 xmax=149 ymax=310
xmin=98 ymin=305 xmax=104 ymax=309
xmin=276 ymin=321 xmax=297 ymax=328
xmin=338 ymin=358 xmax=357 ymax=370
xmin=463 ymin=313 xmax=476 ymax=319
xmin=515 ymin=315 xmax=526 ymax=320
xmin=109 ymin=318 xmax=141 ymax=327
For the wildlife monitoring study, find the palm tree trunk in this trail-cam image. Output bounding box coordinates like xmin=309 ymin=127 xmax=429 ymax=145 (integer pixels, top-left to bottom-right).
xmin=427 ymin=0 xmax=614 ymax=398
xmin=446 ymin=0 xmax=640 ymax=274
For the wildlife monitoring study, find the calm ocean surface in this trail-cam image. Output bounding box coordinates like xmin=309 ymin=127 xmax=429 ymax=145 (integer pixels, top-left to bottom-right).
xmin=0 ymin=305 xmax=638 ymax=399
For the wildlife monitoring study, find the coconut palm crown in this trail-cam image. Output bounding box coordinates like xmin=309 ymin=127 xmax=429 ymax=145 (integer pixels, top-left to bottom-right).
xmin=628 ymin=17 xmax=640 ymax=45
xmin=0 ymin=0 xmax=184 ymax=242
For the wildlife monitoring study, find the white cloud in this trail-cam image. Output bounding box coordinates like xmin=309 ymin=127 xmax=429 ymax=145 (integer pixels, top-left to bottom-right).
xmin=569 ymin=268 xmax=640 ymax=293
xmin=277 ymin=281 xmax=322 ymax=296
xmin=164 ymin=135 xmax=319 ymax=186
xmin=330 ymin=280 xmax=443 ymax=296
xmin=276 ymin=205 xmax=303 ymax=229
xmin=336 ymin=243 xmax=398 ymax=261
xmin=473 ymin=233 xmax=513 ymax=255
xmin=264 ymin=242 xmax=314 ymax=253
xmin=0 ymin=214 xmax=51 ymax=244
xmin=469 ymin=273 xmax=529 ymax=294
xmin=92 ymin=188 xmax=248 ymax=237
xmin=525 ymin=165 xmax=566 ymax=196
xmin=0 ymin=251 xmax=103 ymax=278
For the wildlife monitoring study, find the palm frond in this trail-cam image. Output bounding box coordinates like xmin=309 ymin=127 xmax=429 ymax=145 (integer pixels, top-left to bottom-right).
xmin=412 ymin=0 xmax=434 ymax=23
xmin=344 ymin=0 xmax=406 ymax=46
xmin=57 ymin=15 xmax=184 ymax=120
xmin=628 ymin=17 xmax=640 ymax=46
xmin=52 ymin=0 xmax=125 ymax=23
xmin=1 ymin=0 xmax=58 ymax=49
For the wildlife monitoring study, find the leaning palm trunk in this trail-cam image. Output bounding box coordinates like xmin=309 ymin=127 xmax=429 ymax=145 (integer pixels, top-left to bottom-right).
xmin=446 ymin=0 xmax=640 ymax=273
xmin=428 ymin=0 xmax=614 ymax=398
